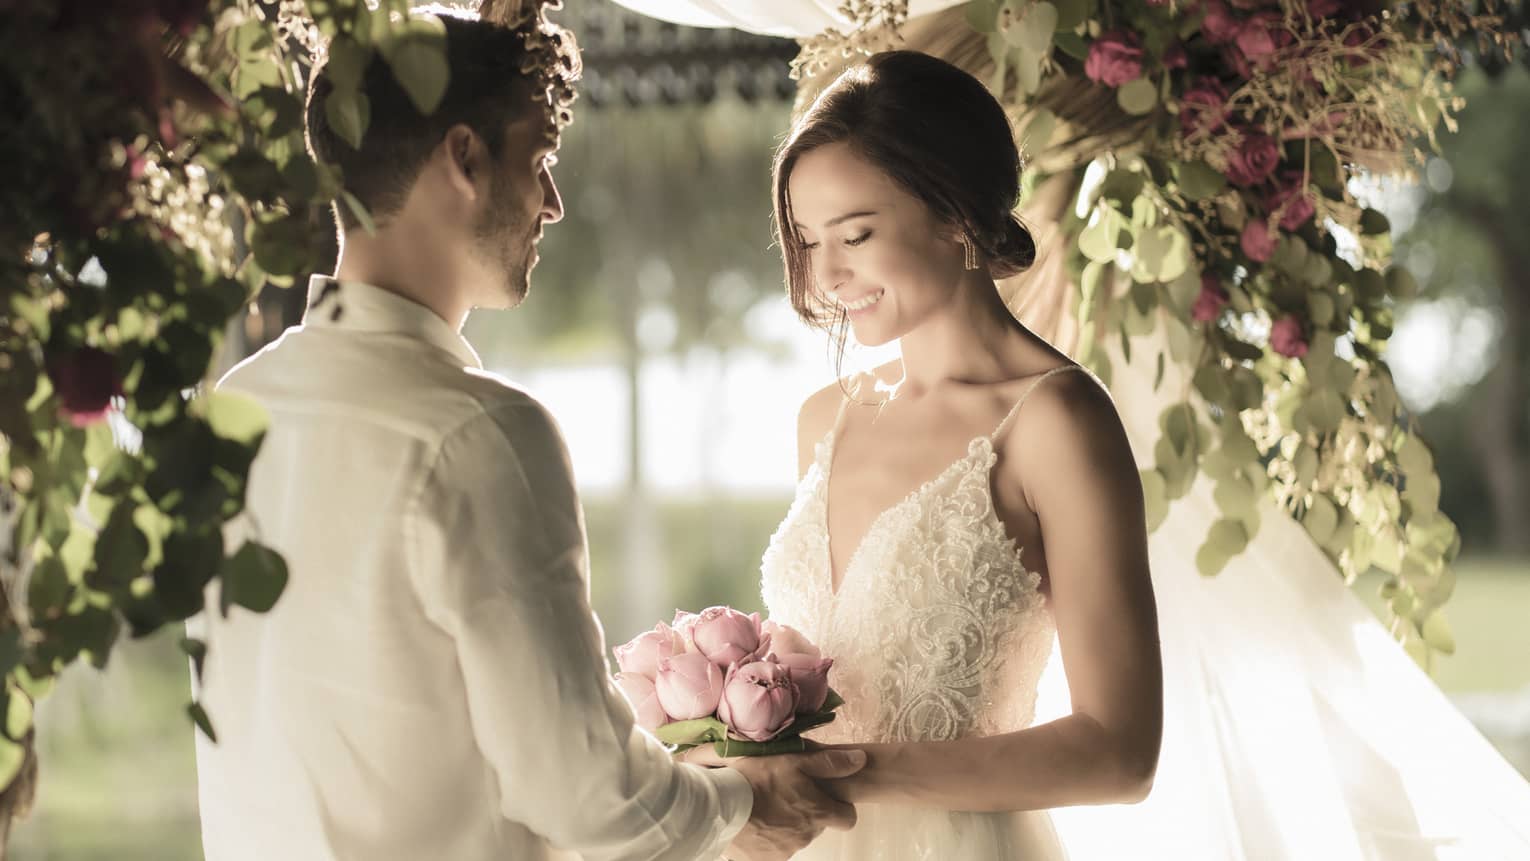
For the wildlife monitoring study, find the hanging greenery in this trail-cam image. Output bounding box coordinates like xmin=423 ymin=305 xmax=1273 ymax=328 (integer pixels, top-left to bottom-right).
xmin=0 ymin=0 xmax=574 ymax=834
xmin=795 ymin=0 xmax=1518 ymax=667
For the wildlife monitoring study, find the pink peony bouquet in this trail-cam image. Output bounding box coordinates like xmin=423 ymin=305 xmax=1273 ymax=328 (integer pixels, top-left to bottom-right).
xmin=612 ymin=607 xmax=843 ymax=756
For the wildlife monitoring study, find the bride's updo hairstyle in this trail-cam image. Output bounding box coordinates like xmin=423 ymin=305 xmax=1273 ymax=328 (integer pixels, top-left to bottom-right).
xmin=772 ymin=50 xmax=1037 ymax=330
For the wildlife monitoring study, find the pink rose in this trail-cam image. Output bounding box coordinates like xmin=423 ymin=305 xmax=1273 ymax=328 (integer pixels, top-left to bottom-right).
xmin=1222 ymin=44 xmax=1253 ymax=79
xmin=1270 ymin=315 xmax=1308 ymax=358
xmin=1192 ymin=273 xmax=1230 ymax=322
xmin=614 ymin=622 xmax=687 ymax=680
xmin=1179 ymin=77 xmax=1229 ymax=136
xmin=759 ymin=620 xmax=820 ymax=660
xmin=654 ymin=652 xmax=725 ymax=720
xmin=670 ymin=610 xmax=701 ymax=646
xmin=1266 ymin=174 xmax=1315 ymax=230
xmin=1225 ymin=132 xmax=1280 ymax=187
xmin=717 ymin=658 xmax=799 ymax=742
xmin=1236 ymin=12 xmax=1289 ymax=70
xmin=689 ymin=606 xmax=767 ymax=667
xmin=1240 ymin=219 xmax=1276 ymax=262
xmin=1085 ymin=31 xmax=1145 ymax=88
xmin=1307 ymin=0 xmax=1343 ymax=17
xmin=46 ymin=346 xmax=122 ymax=427
xmin=778 ymin=654 xmax=835 ymax=713
xmin=1200 ymin=1 xmax=1242 ymax=44
xmin=614 ymin=672 xmax=671 ymax=731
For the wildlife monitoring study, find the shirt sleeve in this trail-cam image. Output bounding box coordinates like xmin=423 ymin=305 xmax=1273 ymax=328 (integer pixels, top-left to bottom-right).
xmin=406 ymin=396 xmax=752 ymax=861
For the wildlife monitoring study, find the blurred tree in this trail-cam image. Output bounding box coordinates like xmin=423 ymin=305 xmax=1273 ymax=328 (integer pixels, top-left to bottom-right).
xmin=1394 ymin=62 xmax=1530 ymax=554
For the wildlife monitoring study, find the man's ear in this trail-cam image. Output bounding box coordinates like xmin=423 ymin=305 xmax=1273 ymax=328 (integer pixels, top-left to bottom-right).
xmin=440 ymin=124 xmax=487 ymax=204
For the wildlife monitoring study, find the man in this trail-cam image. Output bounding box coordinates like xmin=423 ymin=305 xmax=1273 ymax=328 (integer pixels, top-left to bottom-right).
xmin=192 ymin=8 xmax=861 ymax=860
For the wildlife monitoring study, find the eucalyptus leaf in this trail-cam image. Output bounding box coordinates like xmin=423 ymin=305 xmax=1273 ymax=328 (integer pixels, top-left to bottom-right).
xmin=1172 ymin=161 xmax=1225 ymax=200
xmin=1303 ymin=495 xmax=1339 ymax=546
xmin=1420 ymin=612 xmax=1456 ymax=655
xmin=1117 ymin=78 xmax=1158 ymax=115
xmin=1079 ymin=206 xmax=1123 ymax=263
xmin=384 ymin=31 xmax=450 ymax=116
xmin=325 ymin=87 xmax=371 ymax=151
xmin=1140 ymin=469 xmax=1168 ymax=532
xmin=1359 ymin=208 xmax=1391 ymax=235
xmin=221 ymin=540 xmax=289 ymax=614
xmin=1051 ymin=0 xmax=1089 ymax=30
xmin=188 ymin=701 xmax=218 ymax=742
xmin=204 ymin=391 xmax=269 ymax=446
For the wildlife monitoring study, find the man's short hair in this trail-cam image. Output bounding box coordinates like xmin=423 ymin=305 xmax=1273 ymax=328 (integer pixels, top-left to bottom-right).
xmin=305 ymin=8 xmax=577 ymax=230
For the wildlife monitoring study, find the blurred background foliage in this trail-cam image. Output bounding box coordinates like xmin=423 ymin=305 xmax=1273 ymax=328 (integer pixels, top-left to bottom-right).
xmin=12 ymin=2 xmax=1530 ymax=857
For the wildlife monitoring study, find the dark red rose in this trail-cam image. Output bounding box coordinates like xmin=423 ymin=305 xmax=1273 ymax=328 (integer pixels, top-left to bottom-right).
xmin=1192 ymin=273 xmax=1230 ymax=322
xmin=46 ymin=347 xmax=122 ymax=427
xmin=1085 ymin=31 xmax=1146 ymax=87
xmin=1266 ymin=173 xmax=1316 ymax=230
xmin=1225 ymin=132 xmax=1280 ymax=186
xmin=1179 ymin=77 xmax=1229 ymax=135
xmin=1200 ymin=0 xmax=1242 ymax=44
xmin=1240 ymin=219 xmax=1277 ymax=263
xmin=1163 ymin=41 xmax=1189 ymax=69
xmin=1270 ymin=315 xmax=1308 ymax=358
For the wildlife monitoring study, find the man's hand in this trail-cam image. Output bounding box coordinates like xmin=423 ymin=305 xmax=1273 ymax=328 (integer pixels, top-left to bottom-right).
xmin=718 ymin=748 xmax=866 ymax=861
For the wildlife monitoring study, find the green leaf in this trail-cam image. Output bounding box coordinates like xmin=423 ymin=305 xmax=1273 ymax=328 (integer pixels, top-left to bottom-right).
xmin=1420 ymin=612 xmax=1456 ymax=655
xmin=181 ymin=637 xmax=208 ymax=683
xmin=1359 ymin=208 xmax=1390 ymax=236
xmin=1213 ymin=476 xmax=1256 ymax=520
xmin=90 ymin=503 xmax=149 ymax=592
xmin=1079 ymin=206 xmax=1124 ymax=263
xmin=1305 ymin=389 xmax=1345 ymax=434
xmin=1132 ymin=224 xmax=1189 ymax=282
xmin=1397 ymin=433 xmax=1434 ymax=476
xmin=4 ymin=688 xmax=32 ymax=742
xmin=1053 ymin=31 xmax=1088 ymax=59
xmin=1308 ymin=292 xmax=1335 ymax=328
xmin=341 ymin=191 xmax=378 ymax=236
xmin=1385 ymin=266 xmax=1419 ymax=299
xmin=384 ymin=29 xmax=450 ymax=116
xmin=1403 ymin=471 xmax=1441 ymax=517
xmin=1303 ymin=495 xmax=1339 ymax=546
xmin=654 ymin=716 xmax=728 ymax=747
xmin=1172 ymin=161 xmax=1226 ymax=200
xmin=0 ymin=735 xmax=25 ymax=793
xmin=1195 ymin=541 xmax=1230 ymax=577
xmin=221 ymin=540 xmax=289 ymax=614
xmin=251 ymin=215 xmax=311 ymax=278
xmin=965 ymin=0 xmax=1000 ymax=33
xmin=325 ymin=35 xmax=371 ymax=92
xmin=1019 ymin=108 xmax=1056 ymax=153
xmin=203 ymin=391 xmax=269 ymax=446
xmin=188 ymin=701 xmax=218 ymax=743
xmin=1052 ymin=0 xmax=1089 ymax=30
xmin=1117 ymin=78 xmax=1158 ymax=115
xmin=1208 ymin=518 xmax=1249 ymax=555
xmin=325 ymin=87 xmax=371 ymax=151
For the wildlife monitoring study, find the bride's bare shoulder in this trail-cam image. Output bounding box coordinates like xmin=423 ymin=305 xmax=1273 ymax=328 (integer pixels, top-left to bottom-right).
xmin=796 ymin=380 xmax=846 ymax=477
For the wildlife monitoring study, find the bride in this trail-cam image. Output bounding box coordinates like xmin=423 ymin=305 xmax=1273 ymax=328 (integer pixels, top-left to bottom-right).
xmin=760 ymin=50 xmax=1157 ymax=858
xmin=687 ymin=50 xmax=1163 ymax=858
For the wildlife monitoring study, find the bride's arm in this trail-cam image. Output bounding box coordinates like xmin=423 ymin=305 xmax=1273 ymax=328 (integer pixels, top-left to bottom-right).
xmin=829 ymin=371 xmax=1163 ymax=812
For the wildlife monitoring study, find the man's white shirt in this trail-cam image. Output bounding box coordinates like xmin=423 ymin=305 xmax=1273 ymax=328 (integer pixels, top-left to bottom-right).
xmin=191 ymin=276 xmax=751 ymax=860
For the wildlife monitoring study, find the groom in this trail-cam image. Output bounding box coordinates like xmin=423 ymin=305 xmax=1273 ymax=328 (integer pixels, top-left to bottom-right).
xmin=191 ymin=9 xmax=862 ymax=861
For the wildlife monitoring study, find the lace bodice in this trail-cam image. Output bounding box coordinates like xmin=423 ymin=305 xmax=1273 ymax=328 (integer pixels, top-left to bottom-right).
xmin=761 ymin=367 xmax=1083 ymax=745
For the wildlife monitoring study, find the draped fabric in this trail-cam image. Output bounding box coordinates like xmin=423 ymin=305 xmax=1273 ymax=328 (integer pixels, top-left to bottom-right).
xmin=611 ymin=2 xmax=1530 ymax=857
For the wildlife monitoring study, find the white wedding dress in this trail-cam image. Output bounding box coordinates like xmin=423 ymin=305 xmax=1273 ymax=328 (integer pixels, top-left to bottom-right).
xmin=759 ymin=366 xmax=1085 ymax=860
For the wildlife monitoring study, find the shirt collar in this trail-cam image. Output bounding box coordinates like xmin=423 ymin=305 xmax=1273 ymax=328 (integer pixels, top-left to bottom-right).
xmin=303 ymin=275 xmax=482 ymax=369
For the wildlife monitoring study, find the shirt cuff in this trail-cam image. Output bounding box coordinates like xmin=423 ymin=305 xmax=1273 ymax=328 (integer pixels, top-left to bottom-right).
xmin=704 ymin=765 xmax=754 ymax=850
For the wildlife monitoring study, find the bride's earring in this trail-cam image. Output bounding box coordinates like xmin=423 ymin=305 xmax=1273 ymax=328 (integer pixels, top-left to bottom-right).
xmin=960 ymin=233 xmax=980 ymax=271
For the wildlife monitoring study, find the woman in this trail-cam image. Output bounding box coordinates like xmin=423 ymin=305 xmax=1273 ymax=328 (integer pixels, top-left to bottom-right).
xmin=756 ymin=50 xmax=1161 ymax=858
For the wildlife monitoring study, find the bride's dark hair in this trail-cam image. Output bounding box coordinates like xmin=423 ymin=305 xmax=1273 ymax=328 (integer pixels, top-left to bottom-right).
xmin=772 ymin=50 xmax=1037 ymax=332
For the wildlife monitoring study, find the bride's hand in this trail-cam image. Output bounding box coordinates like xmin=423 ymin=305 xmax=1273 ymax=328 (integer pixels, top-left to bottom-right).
xmin=677 ymin=738 xmax=827 ymax=768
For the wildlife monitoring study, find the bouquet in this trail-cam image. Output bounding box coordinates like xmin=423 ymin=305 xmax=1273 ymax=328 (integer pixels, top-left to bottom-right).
xmin=612 ymin=607 xmax=844 ymax=756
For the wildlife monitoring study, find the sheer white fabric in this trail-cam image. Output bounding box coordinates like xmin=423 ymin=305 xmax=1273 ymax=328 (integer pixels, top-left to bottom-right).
xmin=606 ymin=0 xmax=966 ymax=38
xmin=759 ymin=367 xmax=1087 ymax=860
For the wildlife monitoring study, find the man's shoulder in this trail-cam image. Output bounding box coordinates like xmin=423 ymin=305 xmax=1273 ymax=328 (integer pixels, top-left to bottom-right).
xmin=220 ymin=328 xmax=557 ymax=451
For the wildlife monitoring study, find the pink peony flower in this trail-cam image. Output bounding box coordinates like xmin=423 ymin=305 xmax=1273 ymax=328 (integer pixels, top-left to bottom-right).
xmin=1266 ymin=174 xmax=1315 ymax=230
xmin=1270 ymin=315 xmax=1309 ymax=358
xmin=689 ymin=606 xmax=767 ymax=667
xmin=1179 ymin=77 xmax=1229 ymax=136
xmin=1085 ymin=31 xmax=1145 ymax=88
xmin=759 ymin=620 xmax=820 ymax=660
xmin=1192 ymin=273 xmax=1230 ymax=322
xmin=614 ymin=672 xmax=671 ymax=731
xmin=46 ymin=346 xmax=122 ymax=428
xmin=777 ymin=653 xmax=835 ymax=713
xmin=614 ymin=622 xmax=687 ymax=680
xmin=717 ymin=658 xmax=799 ymax=742
xmin=1240 ymin=219 xmax=1277 ymax=262
xmin=1225 ymin=132 xmax=1281 ymax=187
xmin=654 ymin=653 xmax=725 ymax=720
xmin=1200 ymin=1 xmax=1242 ymax=44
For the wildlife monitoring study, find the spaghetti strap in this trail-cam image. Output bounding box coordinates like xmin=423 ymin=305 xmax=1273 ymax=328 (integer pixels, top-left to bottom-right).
xmin=824 ymin=371 xmax=870 ymax=454
xmin=988 ymin=364 xmax=1091 ymax=443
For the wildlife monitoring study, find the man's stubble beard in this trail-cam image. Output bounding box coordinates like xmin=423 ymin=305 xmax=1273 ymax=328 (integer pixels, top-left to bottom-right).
xmin=473 ymin=167 xmax=534 ymax=309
